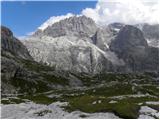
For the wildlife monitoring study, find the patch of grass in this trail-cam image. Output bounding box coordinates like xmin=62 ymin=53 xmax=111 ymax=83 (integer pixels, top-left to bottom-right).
xmin=42 ymin=73 xmax=69 ymax=86
xmin=22 ymin=94 xmax=56 ymax=105
xmin=120 ymin=96 xmax=158 ymax=104
xmin=22 ymin=59 xmax=54 ymax=72
xmin=1 ymin=98 xmax=26 ymax=104
xmin=94 ymin=73 xmax=128 ymax=82
xmin=72 ymin=73 xmax=156 ymax=87
xmin=11 ymin=78 xmax=51 ymax=94
xmin=70 ymin=73 xmax=95 ymax=86
xmin=1 ymin=100 xmax=11 ymax=104
xmin=111 ymin=102 xmax=140 ymax=119
xmin=86 ymin=83 xmax=134 ymax=97
xmin=21 ymin=60 xmax=69 ymax=87
xmin=142 ymin=85 xmax=159 ymax=96
xmin=65 ymin=95 xmax=140 ymax=119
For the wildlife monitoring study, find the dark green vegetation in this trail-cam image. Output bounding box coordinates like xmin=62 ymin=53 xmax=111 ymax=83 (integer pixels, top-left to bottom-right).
xmin=62 ymin=75 xmax=158 ymax=119
xmin=22 ymin=94 xmax=57 ymax=105
xmin=1 ymin=53 xmax=70 ymax=94
xmin=65 ymin=95 xmax=140 ymax=118
xmin=22 ymin=59 xmax=70 ymax=86
xmin=1 ymin=97 xmax=27 ymax=104
xmin=2 ymin=72 xmax=159 ymax=119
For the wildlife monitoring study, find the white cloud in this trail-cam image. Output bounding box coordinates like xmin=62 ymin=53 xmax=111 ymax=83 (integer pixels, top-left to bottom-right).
xmin=27 ymin=31 xmax=35 ymax=36
xmin=37 ymin=0 xmax=159 ymax=31
xmin=17 ymin=36 xmax=27 ymax=40
xmin=38 ymin=13 xmax=74 ymax=30
xmin=17 ymin=31 xmax=35 ymax=40
xmin=82 ymin=0 xmax=159 ymax=25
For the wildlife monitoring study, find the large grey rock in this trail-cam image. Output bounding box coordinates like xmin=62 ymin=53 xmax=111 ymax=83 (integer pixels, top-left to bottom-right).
xmin=136 ymin=23 xmax=159 ymax=47
xmin=110 ymin=25 xmax=158 ymax=72
xmin=1 ymin=26 xmax=33 ymax=85
xmin=1 ymin=26 xmax=33 ymax=60
xmin=91 ymin=27 xmax=116 ymax=51
xmin=1 ymin=26 xmax=33 ymax=94
xmin=110 ymin=25 xmax=148 ymax=54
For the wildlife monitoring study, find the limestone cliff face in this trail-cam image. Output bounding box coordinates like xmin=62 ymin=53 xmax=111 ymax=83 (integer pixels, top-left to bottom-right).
xmin=1 ymin=26 xmax=70 ymax=94
xmin=1 ymin=26 xmax=33 ymax=60
xmin=1 ymin=26 xmax=33 ymax=94
xmin=134 ymin=24 xmax=159 ymax=47
xmin=24 ymin=16 xmax=124 ymax=74
xmin=22 ymin=16 xmax=158 ymax=73
xmin=34 ymin=16 xmax=97 ymax=38
xmin=110 ymin=25 xmax=158 ymax=72
xmin=1 ymin=26 xmax=33 ymax=83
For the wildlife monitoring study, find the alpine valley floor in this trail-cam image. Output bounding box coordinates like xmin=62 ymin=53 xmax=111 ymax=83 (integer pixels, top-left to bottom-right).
xmin=1 ymin=73 xmax=159 ymax=119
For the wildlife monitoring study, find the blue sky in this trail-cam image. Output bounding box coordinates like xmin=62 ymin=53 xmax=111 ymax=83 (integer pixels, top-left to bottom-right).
xmin=1 ymin=1 xmax=97 ymax=37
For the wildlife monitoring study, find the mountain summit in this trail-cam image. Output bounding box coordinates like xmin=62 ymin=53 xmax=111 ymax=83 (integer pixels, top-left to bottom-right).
xmin=34 ymin=15 xmax=97 ymax=38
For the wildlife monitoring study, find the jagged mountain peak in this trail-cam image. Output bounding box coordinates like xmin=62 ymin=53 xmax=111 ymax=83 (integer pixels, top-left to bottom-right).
xmin=34 ymin=15 xmax=97 ymax=38
xmin=65 ymin=15 xmax=96 ymax=26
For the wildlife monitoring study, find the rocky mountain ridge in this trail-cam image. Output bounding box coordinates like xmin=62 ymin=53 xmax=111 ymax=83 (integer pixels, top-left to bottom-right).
xmin=23 ymin=16 xmax=159 ymax=74
xmin=1 ymin=26 xmax=77 ymax=94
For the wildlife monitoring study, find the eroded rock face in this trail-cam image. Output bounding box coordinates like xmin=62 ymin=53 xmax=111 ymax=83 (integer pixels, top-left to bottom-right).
xmin=110 ymin=25 xmax=158 ymax=72
xmin=1 ymin=26 xmax=33 ymax=82
xmin=1 ymin=26 xmax=89 ymax=94
xmin=34 ymin=16 xmax=97 ymax=38
xmin=23 ymin=16 xmax=125 ymax=74
xmin=1 ymin=26 xmax=33 ymax=60
xmin=1 ymin=26 xmax=56 ymax=94
xmin=110 ymin=25 xmax=148 ymax=55
xmin=23 ymin=35 xmax=123 ymax=74
xmin=91 ymin=27 xmax=116 ymax=51
xmin=136 ymin=24 xmax=159 ymax=47
xmin=1 ymin=26 xmax=33 ymax=94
